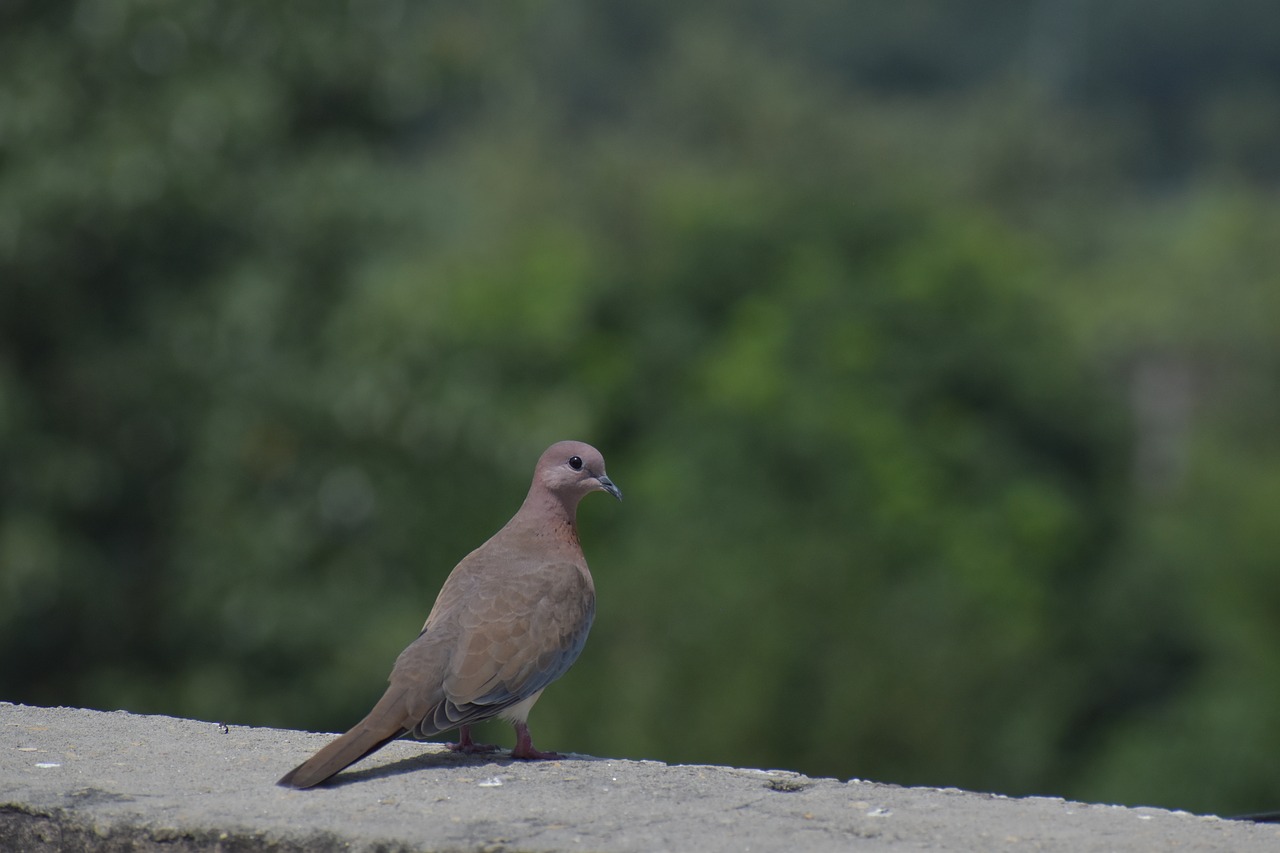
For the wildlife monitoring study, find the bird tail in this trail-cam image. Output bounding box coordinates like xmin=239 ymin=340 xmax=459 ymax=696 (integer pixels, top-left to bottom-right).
xmin=277 ymin=711 xmax=407 ymax=789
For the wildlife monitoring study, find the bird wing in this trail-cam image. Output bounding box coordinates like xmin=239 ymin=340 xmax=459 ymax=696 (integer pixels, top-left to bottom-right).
xmin=405 ymin=560 xmax=594 ymax=737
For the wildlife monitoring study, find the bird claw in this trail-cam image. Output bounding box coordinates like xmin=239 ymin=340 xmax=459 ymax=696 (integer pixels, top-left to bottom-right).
xmin=447 ymin=739 xmax=500 ymax=754
xmin=509 ymin=721 xmax=561 ymax=760
xmin=447 ymin=726 xmax=499 ymax=754
xmin=510 ymin=745 xmax=562 ymax=760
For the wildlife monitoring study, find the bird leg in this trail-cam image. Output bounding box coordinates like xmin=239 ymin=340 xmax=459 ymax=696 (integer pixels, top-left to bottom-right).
xmin=447 ymin=725 xmax=499 ymax=754
xmin=509 ymin=721 xmax=562 ymax=760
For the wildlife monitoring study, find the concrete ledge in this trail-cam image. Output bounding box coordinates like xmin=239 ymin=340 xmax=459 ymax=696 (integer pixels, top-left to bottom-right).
xmin=2 ymin=702 xmax=1275 ymax=852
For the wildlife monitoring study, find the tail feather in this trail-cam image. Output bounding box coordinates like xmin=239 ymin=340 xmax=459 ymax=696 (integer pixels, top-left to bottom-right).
xmin=277 ymin=717 xmax=407 ymax=789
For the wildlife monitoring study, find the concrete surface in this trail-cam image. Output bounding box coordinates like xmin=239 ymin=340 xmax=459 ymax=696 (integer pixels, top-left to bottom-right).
xmin=2 ymin=702 xmax=1276 ymax=852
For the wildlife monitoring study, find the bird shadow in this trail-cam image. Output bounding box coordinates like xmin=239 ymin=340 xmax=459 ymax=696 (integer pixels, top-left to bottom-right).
xmin=316 ymin=744 xmax=589 ymax=788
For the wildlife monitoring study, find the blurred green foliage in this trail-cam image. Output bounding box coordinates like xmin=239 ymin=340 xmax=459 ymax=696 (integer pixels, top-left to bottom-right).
xmin=3 ymin=0 xmax=1280 ymax=817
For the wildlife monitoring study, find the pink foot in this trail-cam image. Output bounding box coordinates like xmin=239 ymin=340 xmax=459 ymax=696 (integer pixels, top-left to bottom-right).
xmin=510 ymin=721 xmax=562 ymax=760
xmin=447 ymin=725 xmax=499 ymax=754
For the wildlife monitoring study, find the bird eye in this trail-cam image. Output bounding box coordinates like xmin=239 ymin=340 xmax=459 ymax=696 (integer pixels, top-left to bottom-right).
xmin=568 ymin=456 xmax=583 ymax=471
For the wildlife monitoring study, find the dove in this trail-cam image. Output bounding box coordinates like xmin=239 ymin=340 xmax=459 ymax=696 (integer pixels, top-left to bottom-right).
xmin=277 ymin=440 xmax=621 ymax=789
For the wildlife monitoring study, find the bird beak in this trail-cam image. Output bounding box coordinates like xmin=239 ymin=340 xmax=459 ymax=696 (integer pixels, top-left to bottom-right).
xmin=597 ymin=475 xmax=623 ymax=501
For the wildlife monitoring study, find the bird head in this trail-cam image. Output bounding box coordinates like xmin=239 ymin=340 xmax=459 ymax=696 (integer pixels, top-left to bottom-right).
xmin=536 ymin=440 xmax=623 ymax=504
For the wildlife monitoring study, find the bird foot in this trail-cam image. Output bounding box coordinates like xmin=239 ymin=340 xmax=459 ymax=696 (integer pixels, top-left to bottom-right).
xmin=509 ymin=721 xmax=562 ymax=760
xmin=448 ymin=740 xmax=500 ymax=754
xmin=447 ymin=726 xmax=499 ymax=754
xmin=510 ymin=744 xmax=562 ymax=760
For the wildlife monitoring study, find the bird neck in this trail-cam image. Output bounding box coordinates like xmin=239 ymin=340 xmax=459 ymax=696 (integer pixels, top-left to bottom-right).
xmin=512 ymin=487 xmax=582 ymax=550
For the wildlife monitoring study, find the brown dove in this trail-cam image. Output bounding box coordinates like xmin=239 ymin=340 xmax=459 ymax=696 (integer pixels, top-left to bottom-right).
xmin=277 ymin=440 xmax=621 ymax=789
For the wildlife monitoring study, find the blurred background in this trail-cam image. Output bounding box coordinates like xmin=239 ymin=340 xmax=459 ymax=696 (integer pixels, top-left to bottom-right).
xmin=4 ymin=0 xmax=1280 ymax=818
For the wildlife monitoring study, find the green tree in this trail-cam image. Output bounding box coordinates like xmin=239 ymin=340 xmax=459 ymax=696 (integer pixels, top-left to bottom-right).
xmin=3 ymin=0 xmax=1280 ymax=819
